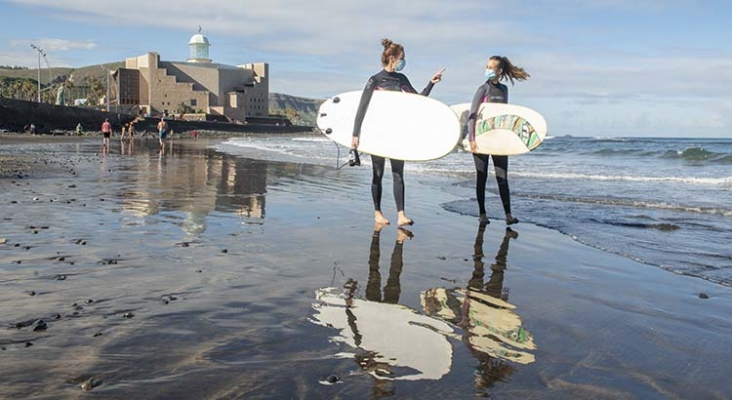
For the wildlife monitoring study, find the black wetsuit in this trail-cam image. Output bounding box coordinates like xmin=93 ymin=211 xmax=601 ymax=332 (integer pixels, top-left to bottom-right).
xmin=353 ymin=70 xmax=434 ymax=212
xmin=467 ymin=80 xmax=511 ymax=217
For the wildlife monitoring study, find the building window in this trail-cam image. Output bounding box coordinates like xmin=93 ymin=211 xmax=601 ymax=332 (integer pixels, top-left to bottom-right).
xmin=190 ymin=99 xmax=197 ymax=106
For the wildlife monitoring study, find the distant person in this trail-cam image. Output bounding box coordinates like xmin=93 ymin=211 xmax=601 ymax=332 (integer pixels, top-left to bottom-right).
xmin=156 ymin=117 xmax=169 ymax=149
xmin=29 ymin=123 xmax=36 ymax=135
xmin=466 ymin=56 xmax=530 ymax=225
xmin=127 ymin=122 xmax=135 ymax=139
xmin=101 ymin=118 xmax=112 ymax=148
xmin=75 ymin=123 xmax=83 ymax=136
xmin=351 ymin=38 xmax=445 ymax=227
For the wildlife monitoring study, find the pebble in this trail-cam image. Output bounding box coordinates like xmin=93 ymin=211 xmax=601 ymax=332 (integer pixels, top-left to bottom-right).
xmin=85 ymin=299 xmax=94 ymax=304
xmin=123 ymin=312 xmax=134 ymax=319
xmin=699 ymin=293 xmax=710 ymax=299
xmin=221 ymin=249 xmax=228 ymax=254
xmin=80 ymin=377 xmax=97 ymax=391
xmin=319 ymin=375 xmax=342 ymax=385
xmin=25 ymin=342 xmax=33 ymax=347
xmin=55 ymin=275 xmax=67 ymax=281
xmin=93 ymin=332 xmax=103 ymax=337
xmin=26 ymin=290 xmax=36 ymax=296
xmin=32 ymin=319 xmax=48 ymax=331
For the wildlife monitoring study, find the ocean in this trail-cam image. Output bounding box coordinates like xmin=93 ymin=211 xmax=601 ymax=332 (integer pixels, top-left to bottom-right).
xmin=214 ymin=135 xmax=732 ymax=287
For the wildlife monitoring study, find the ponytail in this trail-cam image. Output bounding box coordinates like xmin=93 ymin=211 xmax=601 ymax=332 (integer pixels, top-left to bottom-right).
xmin=491 ymin=56 xmax=530 ymax=85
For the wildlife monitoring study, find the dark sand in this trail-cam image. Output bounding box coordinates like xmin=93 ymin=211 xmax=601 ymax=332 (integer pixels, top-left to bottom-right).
xmin=1 ymin=136 xmax=731 ymax=399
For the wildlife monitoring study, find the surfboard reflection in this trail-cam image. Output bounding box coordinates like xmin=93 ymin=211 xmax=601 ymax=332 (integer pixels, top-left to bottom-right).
xmin=422 ymin=225 xmax=536 ymax=389
xmin=311 ymin=227 xmax=454 ymax=387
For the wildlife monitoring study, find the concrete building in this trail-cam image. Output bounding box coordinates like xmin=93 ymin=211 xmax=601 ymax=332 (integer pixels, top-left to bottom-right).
xmin=115 ymin=30 xmax=268 ymax=122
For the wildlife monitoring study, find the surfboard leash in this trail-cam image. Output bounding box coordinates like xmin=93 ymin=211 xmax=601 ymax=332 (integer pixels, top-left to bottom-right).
xmin=333 ymin=140 xmax=361 ymax=170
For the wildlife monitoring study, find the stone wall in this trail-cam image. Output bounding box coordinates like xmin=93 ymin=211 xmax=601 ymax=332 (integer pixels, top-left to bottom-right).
xmin=0 ymin=98 xmax=312 ymax=135
xmin=0 ymin=97 xmax=133 ymax=134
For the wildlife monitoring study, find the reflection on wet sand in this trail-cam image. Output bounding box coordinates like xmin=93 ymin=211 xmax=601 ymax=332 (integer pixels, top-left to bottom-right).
xmin=113 ymin=145 xmax=269 ymax=237
xmin=422 ymin=225 xmax=535 ymax=390
xmin=311 ymin=226 xmax=454 ymax=388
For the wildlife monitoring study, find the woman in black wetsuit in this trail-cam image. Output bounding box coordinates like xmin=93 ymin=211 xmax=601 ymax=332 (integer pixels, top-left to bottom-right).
xmin=352 ymin=38 xmax=445 ymax=226
xmin=466 ymin=56 xmax=530 ymax=225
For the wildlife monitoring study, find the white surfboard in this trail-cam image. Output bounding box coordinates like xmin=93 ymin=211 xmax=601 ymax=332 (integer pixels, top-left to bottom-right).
xmin=451 ymin=102 xmax=547 ymax=156
xmin=311 ymin=287 xmax=454 ymax=381
xmin=317 ymin=90 xmax=461 ymax=161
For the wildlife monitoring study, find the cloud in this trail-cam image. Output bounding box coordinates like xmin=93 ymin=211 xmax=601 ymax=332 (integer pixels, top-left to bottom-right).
xmin=4 ymin=0 xmax=732 ymax=136
xmin=10 ymin=39 xmax=97 ymax=52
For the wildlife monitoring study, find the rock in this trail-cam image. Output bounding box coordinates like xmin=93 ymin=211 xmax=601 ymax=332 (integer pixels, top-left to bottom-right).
xmin=123 ymin=312 xmax=134 ymax=319
xmin=85 ymin=299 xmax=94 ymax=304
xmin=55 ymin=274 xmax=67 ymax=281
xmin=93 ymin=332 xmax=103 ymax=337
xmin=80 ymin=377 xmax=97 ymax=391
xmin=32 ymin=319 xmax=47 ymax=331
xmin=25 ymin=342 xmax=33 ymax=347
xmin=221 ymin=249 xmax=228 ymax=254
xmin=319 ymin=375 xmax=342 ymax=385
xmin=26 ymin=290 xmax=36 ymax=296
xmin=699 ymin=293 xmax=710 ymax=299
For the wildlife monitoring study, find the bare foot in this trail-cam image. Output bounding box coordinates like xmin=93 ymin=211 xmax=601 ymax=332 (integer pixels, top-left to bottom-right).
xmin=375 ymin=211 xmax=390 ymax=225
xmin=506 ymin=213 xmax=519 ymax=225
xmin=397 ymin=211 xmax=414 ymax=226
xmin=397 ymin=227 xmax=414 ymax=243
xmin=373 ymin=221 xmax=387 ymax=235
xmin=479 ymin=214 xmax=490 ymax=225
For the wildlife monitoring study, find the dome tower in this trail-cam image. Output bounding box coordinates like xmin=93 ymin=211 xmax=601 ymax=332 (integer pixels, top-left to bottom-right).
xmin=188 ymin=26 xmax=211 ymax=63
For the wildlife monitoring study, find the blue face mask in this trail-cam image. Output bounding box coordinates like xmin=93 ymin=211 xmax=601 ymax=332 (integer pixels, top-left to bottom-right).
xmin=396 ymin=58 xmax=406 ymax=72
xmin=485 ymin=69 xmax=496 ymax=81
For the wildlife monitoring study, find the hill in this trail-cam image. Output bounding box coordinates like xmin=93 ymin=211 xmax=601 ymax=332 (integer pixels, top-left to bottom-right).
xmin=268 ymin=93 xmax=323 ymax=126
xmin=0 ymin=63 xmax=124 ymax=85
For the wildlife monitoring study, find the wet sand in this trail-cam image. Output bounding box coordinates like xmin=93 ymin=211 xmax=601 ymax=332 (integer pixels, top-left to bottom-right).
xmin=1 ymin=136 xmax=731 ymax=399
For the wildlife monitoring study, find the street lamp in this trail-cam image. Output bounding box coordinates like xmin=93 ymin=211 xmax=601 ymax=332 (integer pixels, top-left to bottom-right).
xmin=100 ymin=65 xmax=111 ymax=111
xmin=30 ymin=44 xmax=45 ymax=103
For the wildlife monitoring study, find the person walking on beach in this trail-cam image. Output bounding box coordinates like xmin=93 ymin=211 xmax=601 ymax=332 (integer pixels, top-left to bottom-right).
xmin=466 ymin=56 xmax=529 ymax=225
xmin=101 ymin=118 xmax=112 ymax=148
xmin=157 ymin=117 xmax=169 ymax=149
xmin=75 ymin=122 xmax=83 ymax=136
xmin=352 ymin=38 xmax=445 ymax=226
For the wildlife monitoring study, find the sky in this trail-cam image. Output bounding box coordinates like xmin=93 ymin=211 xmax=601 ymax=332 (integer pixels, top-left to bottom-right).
xmin=1 ymin=0 xmax=731 ymax=137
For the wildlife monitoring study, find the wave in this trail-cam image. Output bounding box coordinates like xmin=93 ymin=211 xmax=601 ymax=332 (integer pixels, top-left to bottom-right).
xmin=519 ymin=193 xmax=732 ymax=217
xmin=661 ymin=147 xmax=717 ymax=161
xmin=592 ymin=148 xmax=643 ymax=156
xmin=592 ymin=220 xmax=681 ymax=231
xmin=512 ymin=171 xmax=732 ymax=186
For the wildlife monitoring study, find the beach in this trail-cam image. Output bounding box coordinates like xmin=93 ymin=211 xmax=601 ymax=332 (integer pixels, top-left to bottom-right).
xmin=1 ymin=135 xmax=731 ymax=399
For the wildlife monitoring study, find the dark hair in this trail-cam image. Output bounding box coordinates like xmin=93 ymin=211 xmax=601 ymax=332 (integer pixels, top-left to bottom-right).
xmin=490 ymin=56 xmax=530 ymax=85
xmin=381 ymin=38 xmax=404 ymax=66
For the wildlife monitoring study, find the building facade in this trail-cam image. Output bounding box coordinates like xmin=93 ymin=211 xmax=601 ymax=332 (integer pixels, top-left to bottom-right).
xmin=115 ymin=32 xmax=268 ymax=122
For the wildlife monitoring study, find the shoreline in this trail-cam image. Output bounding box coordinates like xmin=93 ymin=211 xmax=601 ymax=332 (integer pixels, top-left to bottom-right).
xmin=1 ymin=137 xmax=731 ymax=399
